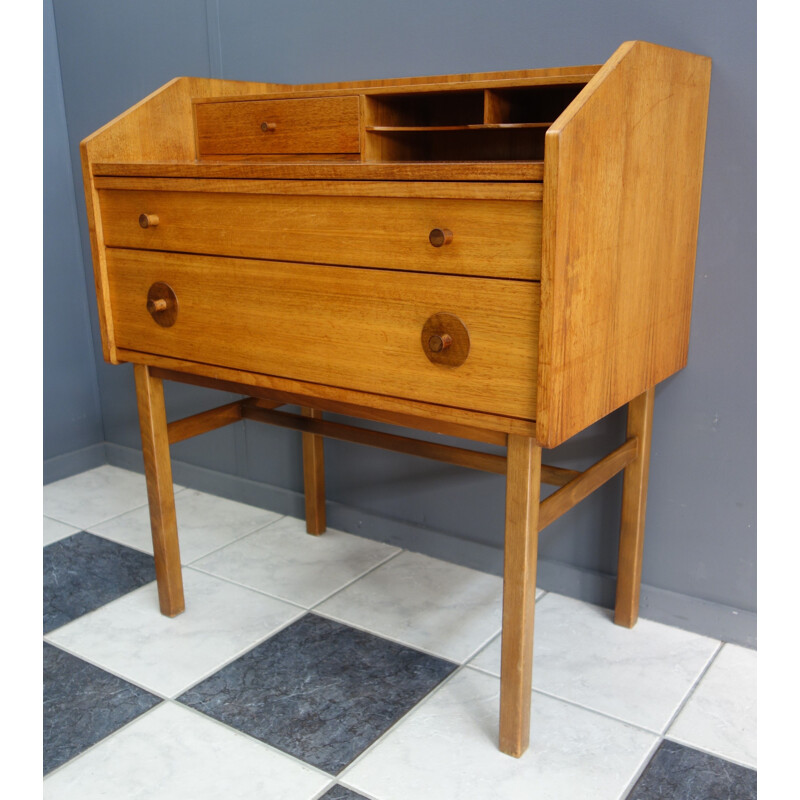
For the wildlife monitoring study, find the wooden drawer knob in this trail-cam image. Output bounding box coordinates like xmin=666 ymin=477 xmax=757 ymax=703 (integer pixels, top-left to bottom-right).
xmin=422 ymin=313 xmax=469 ymax=366
xmin=260 ymin=122 xmax=277 ymax=132
xmin=429 ymin=228 xmax=453 ymax=247
xmin=428 ymin=333 xmax=452 ymax=353
xmin=139 ymin=213 xmax=159 ymax=229
xmin=146 ymin=282 xmax=178 ymax=327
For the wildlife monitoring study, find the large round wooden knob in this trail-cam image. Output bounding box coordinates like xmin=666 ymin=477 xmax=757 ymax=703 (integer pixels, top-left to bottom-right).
xmin=260 ymin=122 xmax=277 ymax=132
xmin=421 ymin=313 xmax=469 ymax=366
xmin=429 ymin=228 xmax=453 ymax=247
xmin=139 ymin=213 xmax=159 ymax=229
xmin=146 ymin=282 xmax=178 ymax=327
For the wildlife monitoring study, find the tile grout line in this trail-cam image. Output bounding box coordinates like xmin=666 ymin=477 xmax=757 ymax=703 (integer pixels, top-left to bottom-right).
xmin=43 ymin=698 xmax=167 ymax=781
xmin=336 ymin=659 xmax=474 ymax=786
xmin=44 ymin=485 xmax=188 ymax=531
xmin=615 ymin=639 xmax=727 ymax=800
xmin=308 ymin=605 xmax=486 ymax=665
xmin=186 ymin=535 xmax=404 ymax=612
xmin=170 ymin=699 xmax=337 ymax=783
xmin=307 ymin=546 xmax=405 ymax=610
xmin=182 ymin=513 xmax=288 ymax=565
xmin=43 ymin=638 xmax=175 ymax=703
xmin=44 ymin=467 xmax=755 ymax=798
xmin=660 ymin=640 xmax=726 ymax=736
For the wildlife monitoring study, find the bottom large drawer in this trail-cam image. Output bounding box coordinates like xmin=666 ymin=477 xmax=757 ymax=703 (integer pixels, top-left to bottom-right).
xmin=107 ymin=249 xmax=539 ymax=419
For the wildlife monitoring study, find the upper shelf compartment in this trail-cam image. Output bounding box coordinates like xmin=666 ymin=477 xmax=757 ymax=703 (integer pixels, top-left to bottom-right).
xmin=362 ymin=83 xmax=587 ymax=162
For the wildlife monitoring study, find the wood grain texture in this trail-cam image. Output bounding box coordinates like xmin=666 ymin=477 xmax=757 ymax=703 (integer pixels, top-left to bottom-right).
xmin=107 ymin=250 xmax=540 ymax=419
xmin=98 ymin=187 xmax=541 ymax=280
xmin=80 ymin=76 xmax=283 ymax=363
xmin=95 ymin=176 xmax=542 ymax=200
xmin=242 ymin=404 xmax=508 ymax=475
xmin=166 ymin=399 xmax=244 ymax=444
xmin=195 ymin=96 xmax=360 ymax=156
xmin=123 ymin=353 xmax=539 ymax=436
xmin=152 ymin=367 xmax=510 ymax=445
xmin=537 ymin=41 xmax=711 ymax=447
xmin=614 ymin=387 xmax=655 ymax=628
xmin=192 ymin=70 xmax=601 ymax=102
xmin=301 ymin=407 xmax=327 ymax=535
xmin=133 ymin=364 xmax=184 ymax=617
xmin=499 ymin=435 xmax=541 ymax=757
xmin=92 ymin=161 xmax=545 ymax=182
xmin=537 ymin=438 xmax=637 ymax=531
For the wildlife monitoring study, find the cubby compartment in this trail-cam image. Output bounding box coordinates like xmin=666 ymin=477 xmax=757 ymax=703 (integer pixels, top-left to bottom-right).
xmin=362 ymin=82 xmax=587 ymax=162
xmin=484 ymin=83 xmax=586 ymax=124
xmin=364 ymin=91 xmax=485 ymax=128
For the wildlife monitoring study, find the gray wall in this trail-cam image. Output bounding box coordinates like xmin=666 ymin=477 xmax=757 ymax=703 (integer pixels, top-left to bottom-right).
xmin=47 ymin=0 xmax=756 ymax=644
xmin=44 ymin=0 xmax=104 ymax=478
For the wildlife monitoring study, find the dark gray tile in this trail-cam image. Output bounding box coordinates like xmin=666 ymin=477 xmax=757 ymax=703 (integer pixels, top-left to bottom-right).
xmin=320 ymin=786 xmax=371 ymax=800
xmin=628 ymin=740 xmax=757 ymax=800
xmin=43 ymin=642 xmax=161 ymax=774
xmin=178 ymin=613 xmax=456 ymax=774
xmin=44 ymin=531 xmax=156 ymax=633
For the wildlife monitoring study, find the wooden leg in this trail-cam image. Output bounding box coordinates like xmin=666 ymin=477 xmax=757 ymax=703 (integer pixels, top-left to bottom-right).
xmin=614 ymin=386 xmax=655 ymax=628
xmin=499 ymin=435 xmax=542 ymax=757
xmin=134 ymin=364 xmax=184 ymax=617
xmin=301 ymin=407 xmax=326 ymax=535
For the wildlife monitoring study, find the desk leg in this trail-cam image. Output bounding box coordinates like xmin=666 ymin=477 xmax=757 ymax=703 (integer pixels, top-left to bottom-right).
xmin=614 ymin=387 xmax=655 ymax=628
xmin=499 ymin=435 xmax=542 ymax=757
xmin=134 ymin=364 xmax=184 ymax=617
xmin=301 ymin=407 xmax=326 ymax=535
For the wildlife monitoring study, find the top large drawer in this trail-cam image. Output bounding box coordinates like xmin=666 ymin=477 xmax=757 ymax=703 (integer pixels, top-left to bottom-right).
xmin=96 ymin=180 xmax=542 ymax=280
xmin=194 ymin=97 xmax=361 ymax=156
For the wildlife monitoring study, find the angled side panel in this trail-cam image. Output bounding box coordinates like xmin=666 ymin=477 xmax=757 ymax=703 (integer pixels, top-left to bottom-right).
xmin=538 ymin=41 xmax=711 ymax=448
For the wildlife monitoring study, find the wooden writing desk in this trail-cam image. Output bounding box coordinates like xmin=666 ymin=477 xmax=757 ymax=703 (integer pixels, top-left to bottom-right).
xmin=81 ymin=40 xmax=711 ymax=757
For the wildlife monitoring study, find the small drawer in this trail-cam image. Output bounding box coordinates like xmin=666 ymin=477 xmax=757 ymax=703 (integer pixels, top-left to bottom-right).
xmin=98 ymin=183 xmax=542 ymax=280
xmin=107 ymin=249 xmax=539 ymax=419
xmin=194 ymin=97 xmax=360 ymax=156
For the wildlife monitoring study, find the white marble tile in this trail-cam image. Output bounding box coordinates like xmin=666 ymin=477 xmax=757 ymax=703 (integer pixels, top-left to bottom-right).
xmin=46 ymin=569 xmax=302 ymax=697
xmin=44 ymin=702 xmax=328 ymax=799
xmin=43 ymin=466 xmax=182 ymax=529
xmin=89 ymin=489 xmax=283 ymax=564
xmin=43 ymin=517 xmax=81 ymax=546
xmin=667 ymin=643 xmax=757 ymax=768
xmin=316 ymin=551 xmax=503 ymax=663
xmin=343 ymin=667 xmax=657 ymax=800
xmin=192 ymin=515 xmax=400 ymax=607
xmin=469 ymin=592 xmax=719 ymax=733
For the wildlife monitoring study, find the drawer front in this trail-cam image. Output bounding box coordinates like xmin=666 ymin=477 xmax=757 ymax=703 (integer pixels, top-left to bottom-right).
xmin=99 ymin=188 xmax=541 ymax=280
xmin=195 ymin=97 xmax=360 ymax=155
xmin=107 ymin=249 xmax=539 ymax=419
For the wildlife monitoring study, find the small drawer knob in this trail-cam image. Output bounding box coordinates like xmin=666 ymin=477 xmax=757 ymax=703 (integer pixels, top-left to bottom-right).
xmin=428 ymin=333 xmax=452 ymax=353
xmin=260 ymin=122 xmax=277 ymax=132
xmin=429 ymin=228 xmax=453 ymax=247
xmin=146 ymin=282 xmax=178 ymax=327
xmin=139 ymin=213 xmax=159 ymax=229
xmin=147 ymin=298 xmax=168 ymax=314
xmin=421 ymin=313 xmax=469 ymax=367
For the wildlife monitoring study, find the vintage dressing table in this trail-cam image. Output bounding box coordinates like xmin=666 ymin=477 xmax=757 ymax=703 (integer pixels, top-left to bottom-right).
xmin=81 ymin=40 xmax=711 ymax=757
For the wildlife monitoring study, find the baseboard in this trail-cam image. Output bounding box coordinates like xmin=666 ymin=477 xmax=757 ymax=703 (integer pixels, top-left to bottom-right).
xmin=43 ymin=443 xmax=106 ymax=485
xmin=103 ymin=442 xmax=756 ymax=648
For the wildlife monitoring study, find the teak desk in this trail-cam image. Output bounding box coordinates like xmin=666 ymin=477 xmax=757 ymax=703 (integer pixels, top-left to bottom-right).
xmin=81 ymin=41 xmax=711 ymax=757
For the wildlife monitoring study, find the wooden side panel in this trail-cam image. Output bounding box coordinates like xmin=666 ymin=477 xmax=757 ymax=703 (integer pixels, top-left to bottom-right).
xmin=537 ymin=41 xmax=711 ymax=447
xmin=107 ymin=249 xmax=540 ymax=420
xmin=81 ymin=76 xmax=281 ymax=362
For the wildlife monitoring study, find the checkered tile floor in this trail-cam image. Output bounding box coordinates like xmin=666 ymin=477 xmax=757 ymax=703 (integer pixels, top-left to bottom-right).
xmin=43 ymin=465 xmax=757 ymax=799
